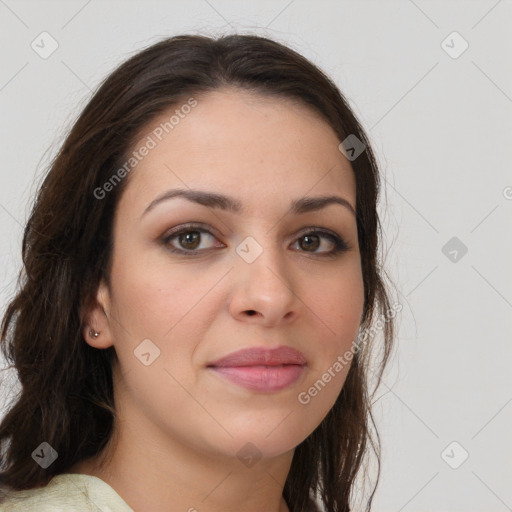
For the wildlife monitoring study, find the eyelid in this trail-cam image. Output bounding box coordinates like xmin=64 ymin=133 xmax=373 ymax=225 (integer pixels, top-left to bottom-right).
xmin=294 ymin=225 xmax=343 ymax=240
xmin=162 ymin=222 xmax=222 ymax=241
xmin=162 ymin=222 xmax=344 ymax=241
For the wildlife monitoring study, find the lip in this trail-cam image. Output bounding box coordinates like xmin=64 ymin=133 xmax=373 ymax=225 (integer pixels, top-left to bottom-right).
xmin=207 ymin=346 xmax=307 ymax=392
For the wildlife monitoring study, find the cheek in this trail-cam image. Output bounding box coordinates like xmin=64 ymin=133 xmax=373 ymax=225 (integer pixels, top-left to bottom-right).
xmin=108 ymin=258 xmax=205 ymax=401
xmin=108 ymin=253 xmax=220 ymax=389
xmin=110 ymin=250 xmax=204 ymax=335
xmin=313 ymin=263 xmax=364 ymax=333
xmin=304 ymin=263 xmax=364 ymax=387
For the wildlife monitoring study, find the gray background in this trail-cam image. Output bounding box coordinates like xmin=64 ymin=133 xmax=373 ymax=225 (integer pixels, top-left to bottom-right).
xmin=1 ymin=1 xmax=511 ymax=511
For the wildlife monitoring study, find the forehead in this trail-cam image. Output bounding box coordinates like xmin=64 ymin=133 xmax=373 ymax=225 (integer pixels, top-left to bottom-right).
xmin=119 ymin=89 xmax=356 ymax=218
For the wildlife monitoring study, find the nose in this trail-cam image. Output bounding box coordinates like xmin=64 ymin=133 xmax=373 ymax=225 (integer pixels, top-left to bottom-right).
xmin=228 ymin=239 xmax=301 ymax=327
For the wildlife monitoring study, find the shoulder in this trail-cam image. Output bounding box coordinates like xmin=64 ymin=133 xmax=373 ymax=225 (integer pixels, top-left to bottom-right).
xmin=0 ymin=473 xmax=133 ymax=511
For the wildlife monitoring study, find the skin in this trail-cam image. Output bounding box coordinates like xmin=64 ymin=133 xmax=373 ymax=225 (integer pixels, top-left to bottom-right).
xmin=70 ymin=88 xmax=365 ymax=512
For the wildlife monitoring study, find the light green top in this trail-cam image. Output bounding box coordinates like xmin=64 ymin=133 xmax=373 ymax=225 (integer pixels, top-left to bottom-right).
xmin=0 ymin=473 xmax=134 ymax=511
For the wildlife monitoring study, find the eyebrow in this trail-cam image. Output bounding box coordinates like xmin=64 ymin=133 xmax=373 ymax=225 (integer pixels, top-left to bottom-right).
xmin=140 ymin=188 xmax=356 ymax=219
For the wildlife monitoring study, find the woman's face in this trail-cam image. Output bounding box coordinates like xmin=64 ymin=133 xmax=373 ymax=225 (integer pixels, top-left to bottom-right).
xmin=88 ymin=89 xmax=364 ymax=462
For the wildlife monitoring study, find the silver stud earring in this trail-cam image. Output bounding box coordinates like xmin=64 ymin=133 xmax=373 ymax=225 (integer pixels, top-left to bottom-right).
xmin=89 ymin=330 xmax=99 ymax=338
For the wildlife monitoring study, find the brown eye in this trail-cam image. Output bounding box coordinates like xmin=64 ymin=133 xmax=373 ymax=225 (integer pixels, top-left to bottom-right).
xmin=177 ymin=231 xmax=202 ymax=251
xmin=162 ymin=225 xmax=221 ymax=255
xmin=292 ymin=230 xmax=349 ymax=257
xmin=298 ymin=234 xmax=322 ymax=252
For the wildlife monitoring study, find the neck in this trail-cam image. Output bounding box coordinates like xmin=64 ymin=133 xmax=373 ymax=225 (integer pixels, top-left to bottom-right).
xmin=70 ymin=409 xmax=294 ymax=512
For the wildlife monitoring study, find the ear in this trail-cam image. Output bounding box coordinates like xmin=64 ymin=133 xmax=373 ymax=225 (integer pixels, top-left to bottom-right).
xmin=82 ymin=280 xmax=114 ymax=349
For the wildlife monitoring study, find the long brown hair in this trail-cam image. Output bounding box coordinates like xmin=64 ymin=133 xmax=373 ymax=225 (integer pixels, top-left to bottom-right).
xmin=0 ymin=34 xmax=397 ymax=511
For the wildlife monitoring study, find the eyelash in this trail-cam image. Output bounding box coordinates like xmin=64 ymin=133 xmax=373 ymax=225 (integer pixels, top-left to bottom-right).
xmin=161 ymin=223 xmax=350 ymax=258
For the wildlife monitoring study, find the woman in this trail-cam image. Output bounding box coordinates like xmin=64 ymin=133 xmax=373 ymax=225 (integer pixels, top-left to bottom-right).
xmin=0 ymin=34 xmax=396 ymax=512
